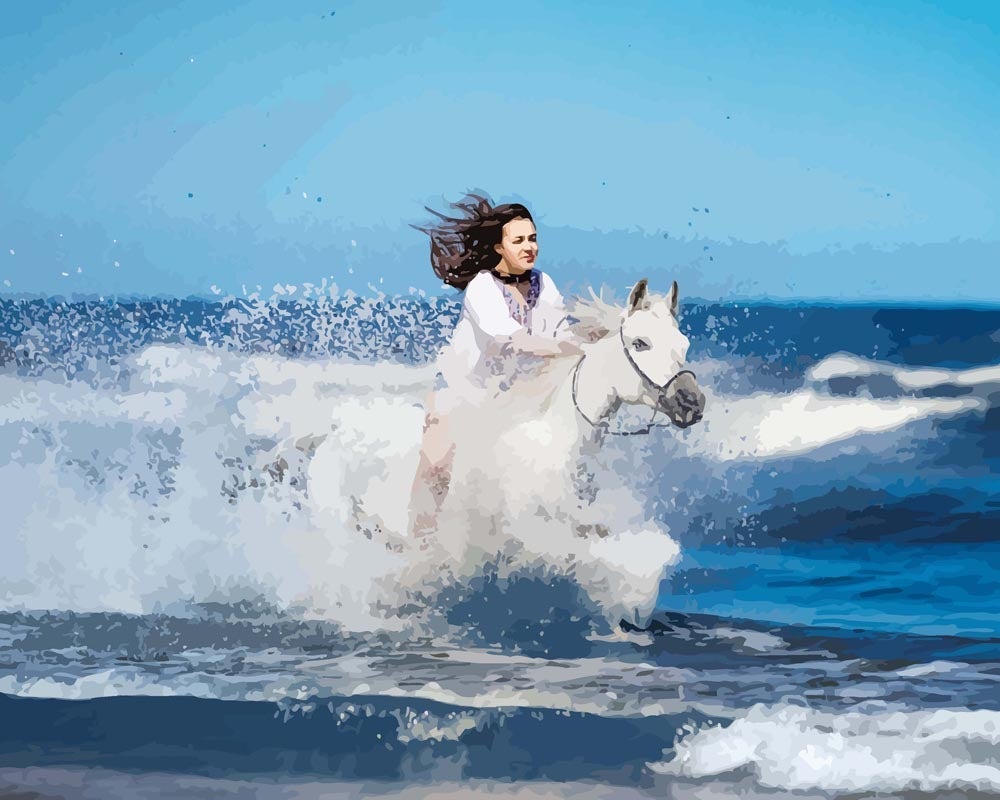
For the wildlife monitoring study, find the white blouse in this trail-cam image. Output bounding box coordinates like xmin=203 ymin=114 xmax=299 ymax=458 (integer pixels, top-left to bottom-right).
xmin=446 ymin=269 xmax=568 ymax=381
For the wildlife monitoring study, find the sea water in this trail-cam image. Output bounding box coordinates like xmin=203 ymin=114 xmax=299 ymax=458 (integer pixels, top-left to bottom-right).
xmin=1 ymin=292 xmax=998 ymax=797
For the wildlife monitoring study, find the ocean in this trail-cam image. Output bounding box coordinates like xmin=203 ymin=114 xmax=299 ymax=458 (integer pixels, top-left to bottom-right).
xmin=1 ymin=291 xmax=998 ymax=798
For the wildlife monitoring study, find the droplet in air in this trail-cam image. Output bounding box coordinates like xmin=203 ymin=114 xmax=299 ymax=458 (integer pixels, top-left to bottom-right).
xmin=316 ymin=196 xmax=322 ymax=203
xmin=187 ymin=192 xmax=194 ymax=198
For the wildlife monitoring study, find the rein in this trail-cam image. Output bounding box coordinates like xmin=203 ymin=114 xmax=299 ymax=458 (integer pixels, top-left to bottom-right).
xmin=570 ymin=328 xmax=696 ymax=436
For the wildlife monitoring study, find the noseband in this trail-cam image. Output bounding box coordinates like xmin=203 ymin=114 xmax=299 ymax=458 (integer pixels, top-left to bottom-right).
xmin=571 ymin=328 xmax=696 ymax=435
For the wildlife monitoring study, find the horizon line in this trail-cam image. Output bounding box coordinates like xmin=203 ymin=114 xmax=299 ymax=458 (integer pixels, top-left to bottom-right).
xmin=3 ymin=289 xmax=1000 ymax=312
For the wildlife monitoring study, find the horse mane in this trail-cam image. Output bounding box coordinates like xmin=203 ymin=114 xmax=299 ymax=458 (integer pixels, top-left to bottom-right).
xmin=566 ymin=289 xmax=623 ymax=343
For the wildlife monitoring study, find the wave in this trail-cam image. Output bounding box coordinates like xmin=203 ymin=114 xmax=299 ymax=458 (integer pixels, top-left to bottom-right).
xmin=0 ymin=342 xmax=685 ymax=631
xmin=4 ymin=340 xmax=991 ymax=631
xmin=0 ymin=652 xmax=708 ymax=720
xmin=650 ymin=702 xmax=1000 ymax=793
xmin=0 ymin=690 xmax=688 ymax=785
xmin=0 ymin=767 xmax=655 ymax=800
xmin=808 ymin=351 xmax=1000 ymax=396
xmin=680 ymin=357 xmax=984 ymax=462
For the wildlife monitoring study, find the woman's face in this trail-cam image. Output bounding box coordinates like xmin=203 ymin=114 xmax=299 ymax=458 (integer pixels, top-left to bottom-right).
xmin=494 ymin=218 xmax=538 ymax=275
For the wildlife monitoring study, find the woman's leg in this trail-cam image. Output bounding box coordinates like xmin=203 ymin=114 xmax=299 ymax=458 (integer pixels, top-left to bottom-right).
xmin=408 ymin=390 xmax=456 ymax=541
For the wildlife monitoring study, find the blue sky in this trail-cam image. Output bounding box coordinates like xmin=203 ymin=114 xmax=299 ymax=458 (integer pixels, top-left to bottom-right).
xmin=1 ymin=0 xmax=998 ymax=301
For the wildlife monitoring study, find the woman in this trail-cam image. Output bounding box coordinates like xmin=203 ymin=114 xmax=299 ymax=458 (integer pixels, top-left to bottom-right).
xmin=418 ymin=192 xmax=576 ymax=376
xmin=409 ymin=192 xmax=578 ymax=539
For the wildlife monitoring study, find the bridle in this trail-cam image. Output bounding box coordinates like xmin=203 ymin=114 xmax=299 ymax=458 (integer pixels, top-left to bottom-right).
xmin=571 ymin=327 xmax=697 ymax=436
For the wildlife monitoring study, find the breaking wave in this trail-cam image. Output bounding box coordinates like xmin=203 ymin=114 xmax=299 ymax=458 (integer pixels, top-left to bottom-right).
xmin=0 ymin=295 xmax=992 ymax=638
xmin=651 ymin=702 xmax=1000 ymax=793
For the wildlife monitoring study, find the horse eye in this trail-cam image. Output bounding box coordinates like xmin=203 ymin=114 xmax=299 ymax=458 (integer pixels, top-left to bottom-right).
xmin=632 ymin=338 xmax=650 ymax=351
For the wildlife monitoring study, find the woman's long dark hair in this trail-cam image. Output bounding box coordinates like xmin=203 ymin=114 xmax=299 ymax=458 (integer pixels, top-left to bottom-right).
xmin=413 ymin=192 xmax=534 ymax=290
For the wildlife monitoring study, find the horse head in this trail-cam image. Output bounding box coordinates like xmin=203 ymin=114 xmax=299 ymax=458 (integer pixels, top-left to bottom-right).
xmin=613 ymin=279 xmax=705 ymax=429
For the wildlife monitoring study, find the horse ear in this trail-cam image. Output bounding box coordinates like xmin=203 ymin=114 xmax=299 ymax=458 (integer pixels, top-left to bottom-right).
xmin=627 ymin=279 xmax=649 ymax=314
xmin=668 ymin=280 xmax=679 ymax=317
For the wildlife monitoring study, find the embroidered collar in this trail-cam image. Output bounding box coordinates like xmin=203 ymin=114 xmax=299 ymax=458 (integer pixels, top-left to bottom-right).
xmin=492 ymin=269 xmax=542 ymax=319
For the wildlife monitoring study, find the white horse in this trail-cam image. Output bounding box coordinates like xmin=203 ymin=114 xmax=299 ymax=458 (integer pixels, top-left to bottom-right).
xmin=399 ymin=278 xmax=706 ymax=628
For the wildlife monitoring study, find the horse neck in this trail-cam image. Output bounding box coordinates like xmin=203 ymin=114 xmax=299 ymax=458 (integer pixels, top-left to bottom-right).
xmin=564 ymin=336 xmax=620 ymax=427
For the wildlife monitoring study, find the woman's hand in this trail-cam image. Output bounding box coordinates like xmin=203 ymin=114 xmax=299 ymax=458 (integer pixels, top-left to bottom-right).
xmin=554 ymin=337 xmax=584 ymax=357
xmin=501 ymin=329 xmax=583 ymax=359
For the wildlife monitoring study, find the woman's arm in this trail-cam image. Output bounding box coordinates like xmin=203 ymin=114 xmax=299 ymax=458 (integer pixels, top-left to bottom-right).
xmin=464 ymin=273 xmax=580 ymax=357
xmin=529 ymin=272 xmax=577 ymax=346
xmin=464 ymin=273 xmax=521 ymax=337
xmin=506 ymin=327 xmax=582 ymax=357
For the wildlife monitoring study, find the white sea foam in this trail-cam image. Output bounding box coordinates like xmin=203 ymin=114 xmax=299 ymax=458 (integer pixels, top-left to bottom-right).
xmin=2 ymin=346 xmax=421 ymax=628
xmin=706 ymin=627 xmax=787 ymax=653
xmin=3 ymin=341 xmax=987 ymax=629
xmin=0 ymin=668 xmax=272 ymax=702
xmin=808 ymin=351 xmax=1000 ymax=392
xmin=685 ymin=382 xmax=981 ymax=461
xmin=649 ymin=702 xmax=1000 ymax=792
xmin=1 ymin=343 xmax=683 ymax=629
xmin=895 ymin=659 xmax=972 ymax=678
xmin=0 ymin=649 xmax=718 ymax=720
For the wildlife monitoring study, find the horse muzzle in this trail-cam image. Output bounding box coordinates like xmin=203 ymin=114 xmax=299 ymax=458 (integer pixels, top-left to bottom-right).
xmin=658 ymin=372 xmax=706 ymax=429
